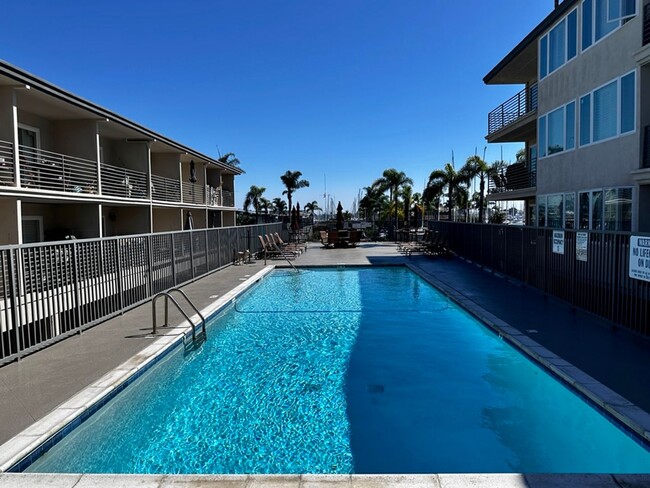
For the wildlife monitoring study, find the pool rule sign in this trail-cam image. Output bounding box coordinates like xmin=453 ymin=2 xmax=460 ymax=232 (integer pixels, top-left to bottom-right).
xmin=629 ymin=236 xmax=650 ymax=282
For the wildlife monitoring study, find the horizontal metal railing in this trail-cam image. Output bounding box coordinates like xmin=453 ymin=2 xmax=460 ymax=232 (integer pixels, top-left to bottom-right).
xmin=101 ymin=164 xmax=148 ymax=199
xmin=151 ymin=174 xmax=181 ymax=202
xmin=19 ymin=145 xmax=98 ymax=194
xmin=222 ymin=190 xmax=234 ymax=207
xmin=0 ymin=223 xmax=283 ymax=364
xmin=488 ymin=83 xmax=538 ymax=136
xmin=181 ymin=182 xmax=205 ymax=205
xmin=0 ymin=140 xmax=14 ymax=185
xmin=429 ymin=222 xmax=650 ymax=336
xmin=488 ymin=161 xmax=536 ymax=193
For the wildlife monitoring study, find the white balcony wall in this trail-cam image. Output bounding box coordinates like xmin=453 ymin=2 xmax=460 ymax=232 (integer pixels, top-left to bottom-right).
xmin=51 ymin=120 xmax=98 ymax=162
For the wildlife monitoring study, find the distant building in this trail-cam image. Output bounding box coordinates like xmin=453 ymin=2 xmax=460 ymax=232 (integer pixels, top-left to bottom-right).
xmin=484 ymin=0 xmax=649 ymax=232
xmin=0 ymin=60 xmax=241 ymax=245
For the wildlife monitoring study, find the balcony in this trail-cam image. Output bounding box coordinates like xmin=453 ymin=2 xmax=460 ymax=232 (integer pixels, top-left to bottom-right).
xmin=181 ymin=182 xmax=205 ymax=206
xmin=151 ymin=174 xmax=181 ymax=203
xmin=207 ymin=187 xmax=235 ymax=207
xmin=487 ymin=83 xmax=538 ymax=142
xmin=488 ymin=161 xmax=536 ymax=199
xmin=100 ymin=164 xmax=148 ymax=199
xmin=19 ymin=145 xmax=98 ymax=194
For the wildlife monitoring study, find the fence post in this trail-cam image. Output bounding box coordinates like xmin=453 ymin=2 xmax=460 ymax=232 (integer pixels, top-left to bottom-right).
xmin=171 ymin=234 xmax=177 ymax=286
xmin=8 ymin=250 xmax=21 ymax=358
xmin=71 ymin=241 xmax=83 ymax=331
xmin=147 ymin=235 xmax=154 ymax=298
xmin=189 ymin=231 xmax=195 ymax=280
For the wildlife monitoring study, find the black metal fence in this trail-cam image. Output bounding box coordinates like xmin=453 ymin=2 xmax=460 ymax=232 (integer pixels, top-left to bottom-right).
xmin=0 ymin=223 xmax=282 ymax=364
xmin=429 ymin=222 xmax=650 ymax=336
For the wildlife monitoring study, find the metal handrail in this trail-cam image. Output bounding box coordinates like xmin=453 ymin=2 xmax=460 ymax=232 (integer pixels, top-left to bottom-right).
xmin=152 ymin=287 xmax=206 ymax=342
xmin=101 ymin=163 xmax=148 ymax=199
xmin=18 ymin=144 xmax=98 ymax=194
xmin=488 ymin=83 xmax=538 ymax=135
xmin=151 ymin=174 xmax=182 ymax=202
xmin=181 ymin=181 xmax=205 ymax=205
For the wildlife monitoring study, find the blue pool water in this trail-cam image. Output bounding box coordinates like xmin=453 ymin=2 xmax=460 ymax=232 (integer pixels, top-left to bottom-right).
xmin=26 ymin=267 xmax=650 ymax=473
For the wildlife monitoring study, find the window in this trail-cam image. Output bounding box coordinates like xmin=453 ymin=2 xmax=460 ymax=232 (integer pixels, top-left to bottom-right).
xmin=564 ymin=193 xmax=575 ymax=229
xmin=607 ymin=0 xmax=636 ymax=22
xmin=579 ymin=192 xmax=591 ymax=229
xmin=582 ymin=0 xmax=636 ymax=50
xmin=593 ymin=81 xmax=617 ymax=141
xmin=579 ymin=71 xmax=636 ymax=146
xmin=21 ymin=216 xmax=43 ymax=244
xmin=604 ymin=187 xmax=632 ymax=230
xmin=539 ymin=101 xmax=576 ymax=157
xmin=547 ymin=194 xmax=564 ymax=228
xmin=540 ymin=9 xmax=578 ymax=79
xmin=538 ymin=196 xmax=547 ymax=227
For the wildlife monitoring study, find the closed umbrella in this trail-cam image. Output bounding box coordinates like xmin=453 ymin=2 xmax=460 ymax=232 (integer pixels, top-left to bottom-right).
xmin=295 ymin=202 xmax=301 ymax=230
xmin=336 ymin=201 xmax=344 ymax=230
xmin=184 ymin=211 xmax=194 ymax=230
xmin=189 ymin=160 xmax=197 ymax=183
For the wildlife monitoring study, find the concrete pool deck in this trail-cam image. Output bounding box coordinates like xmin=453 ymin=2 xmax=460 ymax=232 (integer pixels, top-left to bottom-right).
xmin=0 ymin=241 xmax=649 ymax=486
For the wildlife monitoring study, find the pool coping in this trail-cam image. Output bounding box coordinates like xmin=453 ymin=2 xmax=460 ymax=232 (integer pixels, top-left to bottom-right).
xmin=0 ymin=262 xmax=649 ymax=475
xmin=0 ymin=265 xmax=276 ymax=473
xmin=405 ymin=262 xmax=650 ymax=449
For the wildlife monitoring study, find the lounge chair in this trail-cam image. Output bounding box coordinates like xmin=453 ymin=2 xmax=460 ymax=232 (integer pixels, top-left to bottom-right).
xmin=265 ymin=235 xmax=299 ymax=259
xmin=319 ymin=231 xmax=333 ymax=248
xmin=273 ymin=232 xmax=306 ymax=254
xmin=257 ymin=235 xmax=296 ymax=260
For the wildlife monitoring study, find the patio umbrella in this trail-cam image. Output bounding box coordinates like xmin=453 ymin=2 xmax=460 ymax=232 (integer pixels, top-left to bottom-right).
xmin=291 ymin=206 xmax=299 ymax=232
xmin=189 ymin=160 xmax=197 ymax=183
xmin=336 ymin=201 xmax=344 ymax=230
xmin=295 ymin=202 xmax=301 ymax=230
xmin=184 ymin=211 xmax=194 ymax=230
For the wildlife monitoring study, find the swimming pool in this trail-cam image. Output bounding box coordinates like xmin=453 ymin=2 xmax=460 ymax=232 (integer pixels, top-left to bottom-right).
xmin=20 ymin=267 xmax=650 ymax=473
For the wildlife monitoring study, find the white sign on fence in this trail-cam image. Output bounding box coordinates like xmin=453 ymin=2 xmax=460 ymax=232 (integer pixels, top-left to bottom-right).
xmin=629 ymin=236 xmax=650 ymax=283
xmin=576 ymin=232 xmax=588 ymax=262
xmin=552 ymin=230 xmax=565 ymax=255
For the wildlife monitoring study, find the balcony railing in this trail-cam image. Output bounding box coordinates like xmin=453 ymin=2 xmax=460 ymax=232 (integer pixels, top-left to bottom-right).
xmin=151 ymin=174 xmax=181 ymax=202
xmin=488 ymin=83 xmax=538 ymax=136
xmin=488 ymin=161 xmax=536 ymax=194
xmin=101 ymin=164 xmax=148 ymax=199
xmin=182 ymin=182 xmax=205 ymax=205
xmin=0 ymin=140 xmax=14 ymax=185
xmin=207 ymin=187 xmax=235 ymax=207
xmin=19 ymin=145 xmax=98 ymax=194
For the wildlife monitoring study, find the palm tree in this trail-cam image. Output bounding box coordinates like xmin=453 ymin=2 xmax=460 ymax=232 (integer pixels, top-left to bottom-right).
xmin=243 ymin=185 xmax=266 ymax=222
xmin=359 ymin=182 xmax=387 ymax=226
xmin=377 ymin=169 xmax=413 ymax=235
xmin=216 ymin=152 xmax=240 ymax=167
xmin=272 ymin=197 xmax=288 ymax=217
xmin=259 ymin=197 xmax=271 ymax=219
xmin=463 ymin=155 xmax=491 ymax=223
xmin=400 ymin=185 xmax=413 ymax=227
xmin=280 ymin=170 xmax=310 ymax=212
xmin=425 ymin=163 xmax=471 ymax=221
xmin=304 ymin=200 xmax=322 ymax=224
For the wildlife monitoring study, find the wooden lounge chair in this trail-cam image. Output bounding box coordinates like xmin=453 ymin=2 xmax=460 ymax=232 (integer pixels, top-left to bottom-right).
xmin=258 ymin=235 xmax=296 ymax=260
xmin=265 ymin=235 xmax=299 ymax=259
xmin=273 ymin=232 xmax=306 ymax=254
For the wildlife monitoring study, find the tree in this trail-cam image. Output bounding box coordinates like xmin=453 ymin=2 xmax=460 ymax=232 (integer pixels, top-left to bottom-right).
xmin=304 ymin=200 xmax=322 ymax=224
xmin=272 ymin=197 xmax=288 ymax=217
xmin=216 ymin=152 xmax=240 ymax=167
xmin=243 ymin=185 xmax=266 ymax=222
xmin=401 ymin=185 xmax=413 ymax=227
xmin=259 ymin=197 xmax=271 ymax=218
xmin=280 ymin=170 xmax=310 ymax=212
xmin=377 ymin=169 xmax=413 ymax=235
xmin=359 ymin=181 xmax=388 ymax=225
xmin=463 ymin=155 xmax=491 ymax=223
xmin=425 ymin=163 xmax=472 ymax=221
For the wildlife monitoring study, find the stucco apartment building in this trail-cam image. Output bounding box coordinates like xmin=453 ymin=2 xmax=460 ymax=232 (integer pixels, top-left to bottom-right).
xmin=485 ymin=0 xmax=650 ymax=232
xmin=0 ymin=60 xmax=241 ymax=246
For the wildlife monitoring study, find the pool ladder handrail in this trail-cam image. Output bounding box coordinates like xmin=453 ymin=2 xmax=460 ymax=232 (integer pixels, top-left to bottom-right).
xmin=152 ymin=288 xmax=207 ymax=343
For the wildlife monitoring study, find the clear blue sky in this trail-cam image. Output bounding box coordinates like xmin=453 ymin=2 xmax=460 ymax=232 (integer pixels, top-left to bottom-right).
xmin=1 ymin=0 xmax=553 ymax=212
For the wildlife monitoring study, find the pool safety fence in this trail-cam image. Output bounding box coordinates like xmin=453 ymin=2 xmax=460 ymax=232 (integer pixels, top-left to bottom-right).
xmin=429 ymin=222 xmax=650 ymax=336
xmin=0 ymin=223 xmax=282 ymax=364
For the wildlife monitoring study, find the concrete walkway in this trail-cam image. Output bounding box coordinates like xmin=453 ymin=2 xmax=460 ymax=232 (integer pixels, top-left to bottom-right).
xmin=0 ymin=241 xmax=649 ymax=486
